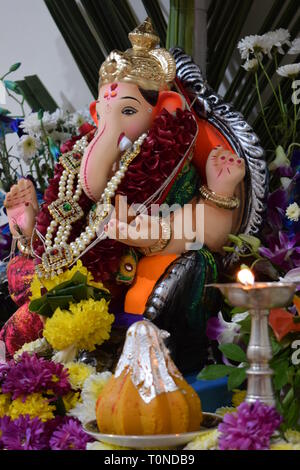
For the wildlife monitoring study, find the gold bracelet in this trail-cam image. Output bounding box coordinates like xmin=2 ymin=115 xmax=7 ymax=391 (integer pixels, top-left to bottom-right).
xmin=17 ymin=238 xmax=32 ymax=256
xmin=139 ymin=217 xmax=172 ymax=256
xmin=199 ymin=185 xmax=240 ymax=210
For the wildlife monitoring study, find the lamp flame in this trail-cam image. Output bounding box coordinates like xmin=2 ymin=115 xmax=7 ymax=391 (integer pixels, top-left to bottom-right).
xmin=237 ymin=268 xmax=255 ymax=286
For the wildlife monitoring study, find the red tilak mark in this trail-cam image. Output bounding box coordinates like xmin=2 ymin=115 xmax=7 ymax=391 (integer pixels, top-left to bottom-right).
xmin=221 ymin=156 xmax=226 ymax=161
xmin=237 ymin=159 xmax=242 ymax=164
xmin=111 ymin=83 xmax=118 ymax=91
xmin=111 ymin=91 xmax=117 ymax=97
xmin=229 ymin=158 xmax=234 ymax=163
xmin=217 ymin=169 xmax=223 ymax=178
xmin=227 ymin=167 xmax=231 ymax=174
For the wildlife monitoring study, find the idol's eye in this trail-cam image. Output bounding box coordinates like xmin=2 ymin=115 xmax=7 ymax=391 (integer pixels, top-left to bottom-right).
xmin=122 ymin=106 xmax=138 ymax=116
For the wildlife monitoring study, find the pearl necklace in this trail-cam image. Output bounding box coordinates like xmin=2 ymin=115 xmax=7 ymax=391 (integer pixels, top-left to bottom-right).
xmin=36 ymin=133 xmax=147 ymax=279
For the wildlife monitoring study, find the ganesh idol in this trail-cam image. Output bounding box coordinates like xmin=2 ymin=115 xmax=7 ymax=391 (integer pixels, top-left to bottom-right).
xmin=1 ymin=19 xmax=245 ymax=372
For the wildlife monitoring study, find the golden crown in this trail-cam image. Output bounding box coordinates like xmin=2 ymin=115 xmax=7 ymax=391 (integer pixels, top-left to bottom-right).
xmin=99 ymin=18 xmax=176 ymax=91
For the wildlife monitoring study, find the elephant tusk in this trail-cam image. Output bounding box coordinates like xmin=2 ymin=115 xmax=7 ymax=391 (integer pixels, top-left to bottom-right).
xmin=119 ymin=135 xmax=132 ymax=152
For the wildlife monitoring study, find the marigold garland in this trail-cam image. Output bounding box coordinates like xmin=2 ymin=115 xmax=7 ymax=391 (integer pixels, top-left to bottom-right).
xmin=43 ymin=298 xmax=114 ymax=351
xmin=30 ymin=260 xmax=107 ymax=301
xmin=65 ymin=362 xmax=95 ymax=390
xmin=8 ymin=393 xmax=55 ymax=422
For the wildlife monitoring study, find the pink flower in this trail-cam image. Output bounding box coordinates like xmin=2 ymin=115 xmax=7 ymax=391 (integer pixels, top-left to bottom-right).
xmin=218 ymin=401 xmax=282 ymax=450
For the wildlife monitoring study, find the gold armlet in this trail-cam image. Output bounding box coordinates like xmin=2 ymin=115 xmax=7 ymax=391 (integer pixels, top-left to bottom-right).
xmin=139 ymin=218 xmax=172 ymax=256
xmin=199 ymin=185 xmax=240 ymax=210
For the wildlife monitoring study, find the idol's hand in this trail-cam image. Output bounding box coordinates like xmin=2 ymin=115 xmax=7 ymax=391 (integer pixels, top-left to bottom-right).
xmin=104 ymin=195 xmax=160 ymax=248
xmin=206 ymin=146 xmax=245 ymax=196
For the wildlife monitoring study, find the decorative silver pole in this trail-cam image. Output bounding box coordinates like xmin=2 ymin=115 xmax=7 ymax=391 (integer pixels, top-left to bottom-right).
xmin=209 ymin=281 xmax=296 ymax=406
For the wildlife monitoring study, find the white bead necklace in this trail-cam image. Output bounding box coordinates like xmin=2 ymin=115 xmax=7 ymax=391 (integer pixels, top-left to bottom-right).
xmin=36 ymin=132 xmax=147 ymax=279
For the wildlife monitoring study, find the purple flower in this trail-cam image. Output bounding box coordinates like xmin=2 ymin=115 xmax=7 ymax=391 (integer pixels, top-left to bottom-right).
xmin=49 ymin=417 xmax=93 ymax=450
xmin=206 ymin=312 xmax=243 ymax=344
xmin=218 ymin=401 xmax=282 ymax=450
xmin=0 ymin=415 xmax=48 ymax=450
xmin=1 ymin=353 xmax=71 ymax=399
xmin=259 ymin=231 xmax=300 ymax=271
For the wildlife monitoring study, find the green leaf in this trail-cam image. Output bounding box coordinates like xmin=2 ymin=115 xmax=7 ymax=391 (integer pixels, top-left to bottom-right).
xmin=197 ymin=364 xmax=234 ymax=381
xmin=228 ymin=234 xmax=243 ymax=248
xmin=286 ymin=400 xmax=300 ymax=429
xmin=219 ymin=343 xmax=247 ymax=363
xmin=230 ymin=307 xmax=248 ymax=315
xmin=223 ymin=246 xmax=235 ymax=253
xmin=238 ymin=234 xmax=261 ymax=251
xmin=38 ymin=109 xmax=44 ymax=120
xmin=273 ymin=361 xmax=289 ymax=390
xmin=9 ymin=62 xmax=21 ymax=72
xmin=4 ymin=80 xmax=22 ymax=94
xmin=227 ymin=368 xmax=247 ymax=390
xmin=47 ymin=295 xmax=74 ymax=312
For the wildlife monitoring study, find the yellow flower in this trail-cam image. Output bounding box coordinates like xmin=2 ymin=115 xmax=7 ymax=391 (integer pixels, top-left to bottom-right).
xmin=0 ymin=392 xmax=11 ymax=418
xmin=185 ymin=430 xmax=219 ymax=450
xmin=43 ymin=298 xmax=114 ymax=351
xmin=232 ymin=389 xmax=246 ymax=408
xmin=62 ymin=391 xmax=81 ymax=412
xmin=87 ymin=442 xmax=130 ymax=450
xmin=66 ymin=362 xmax=95 ymax=390
xmin=270 ymin=442 xmax=300 ymax=450
xmin=215 ymin=406 xmax=236 ymax=417
xmin=8 ymin=393 xmax=55 ymax=422
xmin=285 ymin=429 xmax=300 ymax=444
xmin=30 ymin=260 xmax=107 ymax=301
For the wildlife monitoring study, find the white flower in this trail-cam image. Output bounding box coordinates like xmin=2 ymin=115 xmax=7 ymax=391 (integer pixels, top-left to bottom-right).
xmin=277 ymin=63 xmax=300 ymax=78
xmin=242 ymin=58 xmax=259 ymax=72
xmin=288 ymin=38 xmax=300 ymax=55
xmin=15 ymin=135 xmax=39 ymax=163
xmin=238 ymin=34 xmax=273 ymax=60
xmin=184 ymin=430 xmax=220 ymax=450
xmin=67 ymin=108 xmax=93 ymax=129
xmin=286 ymin=202 xmax=300 ymax=222
xmin=214 ymin=312 xmax=242 ymax=345
xmin=280 ymin=268 xmax=300 ymax=284
xmin=20 ymin=108 xmax=65 ymax=137
xmin=53 ymin=344 xmax=77 ymax=364
xmin=269 ymin=146 xmax=290 ymax=171
xmin=20 ymin=113 xmax=41 ymax=136
xmin=68 ymin=371 xmax=112 ymax=424
xmin=232 ymin=312 xmax=249 ymax=323
xmin=264 ymin=29 xmax=291 ymax=54
xmin=280 ymin=177 xmax=292 ymax=190
xmin=14 ymin=338 xmax=49 ymax=360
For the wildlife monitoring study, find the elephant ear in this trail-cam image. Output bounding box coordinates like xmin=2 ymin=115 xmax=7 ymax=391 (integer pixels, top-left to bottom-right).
xmin=155 ymin=90 xmax=185 ymax=115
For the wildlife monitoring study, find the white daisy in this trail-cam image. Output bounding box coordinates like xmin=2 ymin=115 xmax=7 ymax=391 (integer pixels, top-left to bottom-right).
xmin=20 ymin=108 xmax=65 ymax=136
xmin=20 ymin=113 xmax=42 ymax=136
xmin=286 ymin=202 xmax=300 ymax=222
xmin=14 ymin=338 xmax=49 ymax=360
xmin=68 ymin=371 xmax=112 ymax=424
xmin=237 ymin=34 xmax=274 ymax=60
xmin=242 ymin=58 xmax=259 ymax=72
xmin=277 ymin=63 xmax=300 ymax=78
xmin=67 ymin=108 xmax=93 ymax=128
xmin=15 ymin=135 xmax=39 ymax=163
xmin=288 ymin=38 xmax=300 ymax=55
xmin=264 ymin=29 xmax=291 ymax=54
